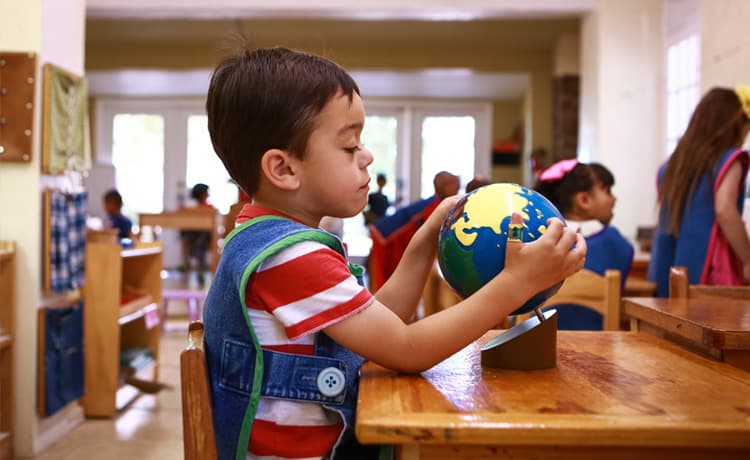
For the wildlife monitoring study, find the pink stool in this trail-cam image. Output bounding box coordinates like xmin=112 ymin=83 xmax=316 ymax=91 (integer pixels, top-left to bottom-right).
xmin=161 ymin=288 xmax=208 ymax=331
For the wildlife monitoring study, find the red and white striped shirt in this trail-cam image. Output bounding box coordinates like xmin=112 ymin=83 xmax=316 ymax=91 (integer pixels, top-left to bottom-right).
xmin=236 ymin=205 xmax=374 ymax=459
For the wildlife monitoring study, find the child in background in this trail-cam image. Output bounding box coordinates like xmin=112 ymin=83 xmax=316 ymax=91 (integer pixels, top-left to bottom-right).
xmin=180 ymin=183 xmax=215 ymax=276
xmin=363 ymin=172 xmax=389 ymax=224
xmin=648 ymin=87 xmax=750 ymax=296
xmin=535 ymin=159 xmax=633 ymax=330
xmin=102 ymin=188 xmax=132 ymax=240
xmin=202 ymin=46 xmax=586 ymax=460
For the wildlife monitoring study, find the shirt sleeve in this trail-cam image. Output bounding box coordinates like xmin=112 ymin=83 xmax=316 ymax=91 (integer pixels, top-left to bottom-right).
xmin=245 ymin=240 xmax=374 ymax=339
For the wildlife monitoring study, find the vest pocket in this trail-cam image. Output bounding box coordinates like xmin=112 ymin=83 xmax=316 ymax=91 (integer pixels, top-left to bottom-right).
xmin=218 ymin=338 xmax=256 ymax=396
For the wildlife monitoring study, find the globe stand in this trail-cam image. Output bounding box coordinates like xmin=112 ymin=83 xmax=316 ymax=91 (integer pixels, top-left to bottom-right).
xmin=480 ymin=308 xmax=557 ymax=369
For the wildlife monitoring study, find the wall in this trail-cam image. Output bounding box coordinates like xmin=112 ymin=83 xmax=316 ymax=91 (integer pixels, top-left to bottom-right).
xmin=491 ymin=99 xmax=524 ymax=184
xmin=0 ymin=0 xmax=86 ymax=456
xmin=579 ymin=0 xmax=664 ymax=239
xmin=700 ymin=0 xmax=750 ymax=90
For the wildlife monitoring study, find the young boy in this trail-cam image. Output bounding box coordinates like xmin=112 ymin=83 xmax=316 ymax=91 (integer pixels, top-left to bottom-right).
xmin=203 ymin=46 xmax=586 ymax=460
xmin=102 ymin=188 xmax=132 ymax=240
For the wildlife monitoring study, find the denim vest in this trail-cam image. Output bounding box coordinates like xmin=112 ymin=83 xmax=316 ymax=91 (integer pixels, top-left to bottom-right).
xmin=203 ymin=216 xmax=367 ymax=460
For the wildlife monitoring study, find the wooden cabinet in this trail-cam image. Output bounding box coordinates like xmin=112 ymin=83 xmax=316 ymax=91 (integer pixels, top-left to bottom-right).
xmin=0 ymin=242 xmax=15 ymax=460
xmin=82 ymin=241 xmax=162 ymax=417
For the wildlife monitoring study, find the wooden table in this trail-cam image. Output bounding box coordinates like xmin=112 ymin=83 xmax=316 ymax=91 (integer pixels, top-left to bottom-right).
xmin=624 ymin=296 xmax=750 ymax=371
xmin=356 ymin=331 xmax=750 ymax=459
xmin=140 ymin=209 xmax=219 ymax=272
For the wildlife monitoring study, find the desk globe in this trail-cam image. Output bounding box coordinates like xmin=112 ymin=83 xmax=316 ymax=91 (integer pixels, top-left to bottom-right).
xmin=437 ymin=183 xmax=565 ymax=315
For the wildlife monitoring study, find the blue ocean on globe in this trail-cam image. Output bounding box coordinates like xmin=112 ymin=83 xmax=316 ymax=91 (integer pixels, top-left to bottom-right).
xmin=437 ymin=183 xmax=565 ymax=315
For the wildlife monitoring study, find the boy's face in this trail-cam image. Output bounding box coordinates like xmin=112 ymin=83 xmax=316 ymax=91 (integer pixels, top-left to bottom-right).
xmin=104 ymin=198 xmax=118 ymax=215
xmin=295 ymin=92 xmax=373 ymax=220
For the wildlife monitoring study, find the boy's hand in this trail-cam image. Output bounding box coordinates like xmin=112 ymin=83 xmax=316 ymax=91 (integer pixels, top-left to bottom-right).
xmin=503 ymin=216 xmax=586 ymax=295
xmin=422 ymin=194 xmax=463 ymax=238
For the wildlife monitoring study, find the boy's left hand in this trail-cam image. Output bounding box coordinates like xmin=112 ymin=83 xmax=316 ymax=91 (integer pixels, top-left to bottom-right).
xmin=422 ymin=195 xmax=463 ymax=239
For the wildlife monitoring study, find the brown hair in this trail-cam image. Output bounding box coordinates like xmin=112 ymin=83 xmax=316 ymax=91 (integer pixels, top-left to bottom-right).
xmin=534 ymin=163 xmax=614 ymax=215
xmin=659 ymin=87 xmax=750 ymax=235
xmin=206 ymin=46 xmax=359 ymax=197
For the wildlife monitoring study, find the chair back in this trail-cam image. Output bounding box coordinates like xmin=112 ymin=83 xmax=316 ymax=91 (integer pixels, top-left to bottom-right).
xmin=669 ymin=266 xmax=749 ymax=300
xmin=180 ymin=321 xmax=218 ymax=460
xmin=540 ymin=269 xmax=622 ymax=330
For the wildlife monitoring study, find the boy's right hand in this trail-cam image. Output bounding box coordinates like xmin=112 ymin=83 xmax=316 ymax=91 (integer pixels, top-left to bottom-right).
xmin=503 ymin=217 xmax=586 ymax=296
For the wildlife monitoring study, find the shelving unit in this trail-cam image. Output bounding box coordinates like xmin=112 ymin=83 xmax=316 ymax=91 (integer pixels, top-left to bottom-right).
xmin=82 ymin=241 xmax=163 ymax=417
xmin=0 ymin=242 xmax=15 ymax=460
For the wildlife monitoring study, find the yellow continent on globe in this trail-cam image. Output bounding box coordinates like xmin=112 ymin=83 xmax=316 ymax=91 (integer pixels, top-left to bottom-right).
xmin=450 ymin=183 xmax=549 ymax=247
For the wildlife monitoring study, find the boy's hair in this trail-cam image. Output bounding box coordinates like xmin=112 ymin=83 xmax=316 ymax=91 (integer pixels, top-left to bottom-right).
xmin=103 ymin=189 xmax=123 ymax=208
xmin=191 ymin=183 xmax=209 ymax=200
xmin=206 ymin=46 xmax=360 ymax=197
xmin=659 ymin=87 xmax=750 ymax=235
xmin=535 ymin=162 xmax=614 ymax=215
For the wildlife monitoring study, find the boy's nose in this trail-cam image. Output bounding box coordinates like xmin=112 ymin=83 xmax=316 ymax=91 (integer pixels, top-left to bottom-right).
xmin=360 ymin=146 xmax=374 ymax=168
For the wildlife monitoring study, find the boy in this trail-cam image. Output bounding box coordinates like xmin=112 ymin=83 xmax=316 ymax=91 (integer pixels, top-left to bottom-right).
xmin=102 ymin=188 xmax=132 ymax=240
xmin=203 ymin=46 xmax=586 ymax=460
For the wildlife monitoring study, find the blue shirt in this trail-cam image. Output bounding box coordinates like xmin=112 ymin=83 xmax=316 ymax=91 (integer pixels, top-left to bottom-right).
xmin=107 ymin=213 xmax=132 ymax=239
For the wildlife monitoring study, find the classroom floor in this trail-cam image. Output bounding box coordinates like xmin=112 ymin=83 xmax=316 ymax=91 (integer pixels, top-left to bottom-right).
xmin=27 ymin=321 xmax=189 ymax=460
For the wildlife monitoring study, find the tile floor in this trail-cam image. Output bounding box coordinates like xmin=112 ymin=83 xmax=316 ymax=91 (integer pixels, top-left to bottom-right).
xmin=29 ymin=321 xmax=188 ymax=460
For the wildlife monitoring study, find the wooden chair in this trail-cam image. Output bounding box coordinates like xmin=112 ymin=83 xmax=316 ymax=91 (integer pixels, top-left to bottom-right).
xmin=180 ymin=321 xmax=217 ymax=460
xmin=538 ymin=269 xmax=622 ymax=330
xmin=669 ymin=266 xmax=749 ymax=299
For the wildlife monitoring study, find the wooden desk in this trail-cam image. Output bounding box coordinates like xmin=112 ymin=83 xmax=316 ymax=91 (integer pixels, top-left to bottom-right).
xmin=140 ymin=209 xmax=219 ymax=271
xmin=356 ymin=331 xmax=750 ymax=459
xmin=624 ymin=296 xmax=750 ymax=371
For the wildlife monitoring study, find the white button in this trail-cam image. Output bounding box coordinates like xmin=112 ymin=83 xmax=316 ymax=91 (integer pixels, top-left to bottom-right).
xmin=317 ymin=367 xmax=346 ymax=397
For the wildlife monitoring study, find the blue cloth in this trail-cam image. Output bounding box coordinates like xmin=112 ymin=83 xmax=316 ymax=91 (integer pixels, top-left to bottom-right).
xmin=545 ymin=225 xmax=634 ymax=330
xmin=647 ymin=148 xmax=748 ymax=297
xmin=203 ymin=216 xmax=370 ymax=460
xmin=49 ymin=190 xmax=87 ymax=292
xmin=43 ymin=302 xmax=84 ymax=416
xmin=106 ymin=212 xmax=132 ymax=239
xmin=372 ymin=196 xmax=436 ymax=238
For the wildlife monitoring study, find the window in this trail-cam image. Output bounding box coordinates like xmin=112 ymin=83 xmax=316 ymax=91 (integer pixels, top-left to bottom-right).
xmin=111 ymin=114 xmax=165 ymax=224
xmin=186 ymin=115 xmax=236 ymax=214
xmin=666 ymin=34 xmax=700 ymax=156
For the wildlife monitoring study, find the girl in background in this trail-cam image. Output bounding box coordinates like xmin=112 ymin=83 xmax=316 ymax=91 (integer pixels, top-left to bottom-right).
xmin=535 ymin=159 xmax=634 ymax=329
xmin=648 ymin=87 xmax=750 ymax=296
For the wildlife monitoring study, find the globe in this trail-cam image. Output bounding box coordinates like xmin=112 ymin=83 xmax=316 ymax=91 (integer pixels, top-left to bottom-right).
xmin=437 ymin=183 xmax=566 ymax=315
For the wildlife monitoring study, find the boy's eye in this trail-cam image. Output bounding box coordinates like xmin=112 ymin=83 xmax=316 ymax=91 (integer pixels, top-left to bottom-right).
xmin=344 ymin=144 xmax=362 ymax=154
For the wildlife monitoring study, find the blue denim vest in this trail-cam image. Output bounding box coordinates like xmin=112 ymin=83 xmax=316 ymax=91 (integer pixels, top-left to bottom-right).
xmin=203 ymin=216 xmax=367 ymax=460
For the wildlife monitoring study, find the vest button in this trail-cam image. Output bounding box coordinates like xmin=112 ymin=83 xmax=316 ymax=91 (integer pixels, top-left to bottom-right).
xmin=317 ymin=367 xmax=346 ymax=397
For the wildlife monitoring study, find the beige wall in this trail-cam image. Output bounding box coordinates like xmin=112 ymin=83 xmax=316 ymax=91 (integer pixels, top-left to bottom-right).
xmin=490 ymin=99 xmax=524 ymax=184
xmin=0 ymin=0 xmax=87 ymax=455
xmin=580 ymin=0 xmax=663 ymax=239
xmin=700 ymin=0 xmax=750 ymax=91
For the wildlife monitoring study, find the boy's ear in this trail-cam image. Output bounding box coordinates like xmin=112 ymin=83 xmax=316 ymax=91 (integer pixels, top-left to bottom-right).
xmin=260 ymin=148 xmax=300 ymax=191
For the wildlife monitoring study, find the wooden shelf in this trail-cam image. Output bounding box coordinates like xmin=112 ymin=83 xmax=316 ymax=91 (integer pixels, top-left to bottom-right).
xmin=82 ymin=240 xmax=163 ymax=417
xmin=0 ymin=241 xmax=14 ymax=460
xmin=0 ymin=432 xmax=10 ymax=460
xmin=119 ymin=300 xmax=157 ymax=326
xmin=0 ymin=335 xmax=11 ymax=351
xmin=121 ymin=245 xmax=162 ymax=259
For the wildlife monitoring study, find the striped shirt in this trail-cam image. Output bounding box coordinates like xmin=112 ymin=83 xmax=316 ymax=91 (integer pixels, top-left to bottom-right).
xmin=236 ymin=205 xmax=374 ymax=459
